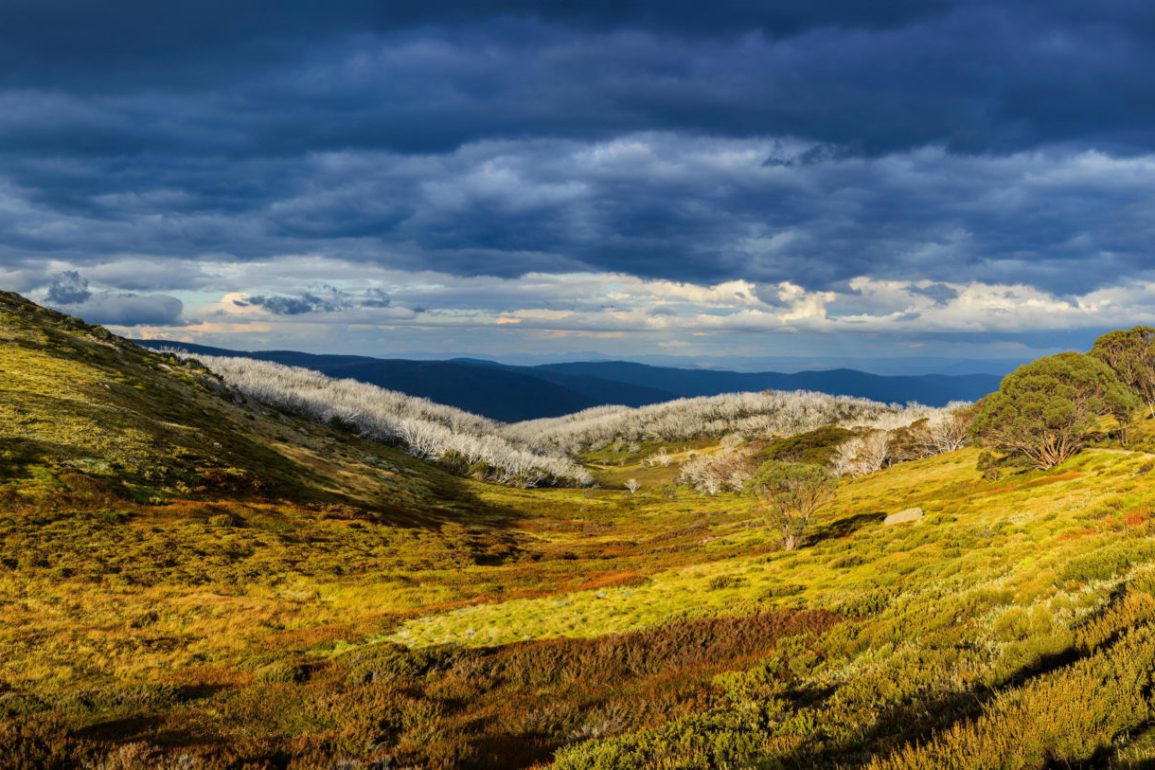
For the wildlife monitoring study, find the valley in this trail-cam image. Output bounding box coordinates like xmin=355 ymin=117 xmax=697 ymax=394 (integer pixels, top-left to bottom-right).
xmin=5 ymin=292 xmax=1155 ymax=769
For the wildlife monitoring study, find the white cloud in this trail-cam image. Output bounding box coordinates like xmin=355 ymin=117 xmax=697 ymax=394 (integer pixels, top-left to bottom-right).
xmin=54 ymin=257 xmax=1155 ymax=345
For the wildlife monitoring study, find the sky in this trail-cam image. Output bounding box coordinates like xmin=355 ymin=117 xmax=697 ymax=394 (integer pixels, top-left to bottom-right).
xmin=3 ymin=0 xmax=1155 ymax=370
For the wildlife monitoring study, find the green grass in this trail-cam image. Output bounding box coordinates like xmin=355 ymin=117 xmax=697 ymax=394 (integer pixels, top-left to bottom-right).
xmin=8 ymin=292 xmax=1155 ymax=768
xmin=390 ymin=448 xmax=1155 ymax=648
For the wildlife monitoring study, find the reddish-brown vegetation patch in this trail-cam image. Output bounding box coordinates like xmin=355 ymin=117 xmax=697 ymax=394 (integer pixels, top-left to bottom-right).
xmin=570 ymin=570 xmax=651 ymax=591
xmin=5 ymin=610 xmax=842 ymax=770
xmin=1124 ymin=509 xmax=1149 ymax=527
xmin=986 ymin=471 xmax=1084 ymax=496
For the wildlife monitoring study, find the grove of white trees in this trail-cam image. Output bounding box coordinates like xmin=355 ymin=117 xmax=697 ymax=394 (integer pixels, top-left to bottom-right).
xmin=183 ymin=354 xmax=593 ymax=487
xmin=502 ymin=390 xmax=957 ymax=454
xmin=675 ymin=400 xmax=971 ymax=493
xmin=181 ymin=351 xmax=970 ymax=491
xmin=831 ymin=431 xmax=891 ymax=477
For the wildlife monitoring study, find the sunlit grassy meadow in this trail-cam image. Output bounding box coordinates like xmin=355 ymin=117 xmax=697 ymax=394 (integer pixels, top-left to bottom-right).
xmin=6 ymin=291 xmax=1155 ymax=768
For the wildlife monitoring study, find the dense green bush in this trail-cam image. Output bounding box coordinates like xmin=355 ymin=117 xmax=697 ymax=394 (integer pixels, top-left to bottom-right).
xmin=756 ymin=426 xmax=857 ymax=467
xmin=1058 ymin=539 xmax=1155 ymax=584
xmin=970 ymin=352 xmax=1137 ymax=468
xmin=1091 ymin=326 xmax=1155 ymax=418
xmin=255 ymin=660 xmax=310 ymax=684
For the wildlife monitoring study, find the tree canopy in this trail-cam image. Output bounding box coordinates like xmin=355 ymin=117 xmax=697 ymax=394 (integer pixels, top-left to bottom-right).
xmin=1091 ymin=326 xmax=1155 ymax=417
xmin=970 ymin=352 xmax=1137 ymax=469
xmin=746 ymin=461 xmax=836 ymax=550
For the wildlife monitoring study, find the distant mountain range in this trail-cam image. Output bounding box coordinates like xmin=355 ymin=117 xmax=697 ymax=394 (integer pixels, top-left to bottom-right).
xmin=136 ymin=340 xmax=1002 ymax=421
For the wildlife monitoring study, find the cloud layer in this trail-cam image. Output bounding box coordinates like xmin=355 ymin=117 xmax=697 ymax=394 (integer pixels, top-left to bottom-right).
xmin=1 ymin=1 xmax=1153 ymax=360
xmin=77 ymin=257 xmax=1154 ymax=363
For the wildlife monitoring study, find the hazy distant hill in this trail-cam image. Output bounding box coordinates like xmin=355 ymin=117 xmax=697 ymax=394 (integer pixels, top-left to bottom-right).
xmin=136 ymin=341 xmax=1000 ymax=419
xmin=538 ymin=361 xmax=1001 ymax=406
xmin=135 ymin=342 xmax=677 ymax=421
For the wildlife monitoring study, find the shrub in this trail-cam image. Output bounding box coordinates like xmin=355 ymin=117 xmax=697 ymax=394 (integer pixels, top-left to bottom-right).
xmin=745 ymin=461 xmax=836 ymax=550
xmin=707 ymin=575 xmax=745 ymax=590
xmin=756 ymin=426 xmax=856 ymax=466
xmin=975 ymin=450 xmax=1002 ymax=480
xmin=1058 ymin=540 xmax=1155 ymax=585
xmin=763 ymin=582 xmax=805 ymax=598
xmin=256 ymin=660 xmax=309 ymax=684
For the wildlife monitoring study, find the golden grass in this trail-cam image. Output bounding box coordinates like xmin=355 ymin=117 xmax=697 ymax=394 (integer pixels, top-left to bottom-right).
xmin=9 ymin=294 xmax=1155 ymax=767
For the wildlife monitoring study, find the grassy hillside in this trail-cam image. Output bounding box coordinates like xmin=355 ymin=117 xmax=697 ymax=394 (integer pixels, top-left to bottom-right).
xmin=0 ymin=291 xmax=489 ymax=521
xmin=6 ymin=292 xmax=1155 ymax=768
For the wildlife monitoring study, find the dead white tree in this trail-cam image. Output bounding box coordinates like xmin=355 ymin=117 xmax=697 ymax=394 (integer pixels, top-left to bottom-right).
xmin=832 ymin=431 xmax=891 ymax=477
xmin=923 ymin=406 xmax=972 ymax=454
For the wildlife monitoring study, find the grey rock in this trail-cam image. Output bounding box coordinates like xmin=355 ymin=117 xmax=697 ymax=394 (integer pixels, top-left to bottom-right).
xmin=884 ymin=507 xmax=924 ymax=526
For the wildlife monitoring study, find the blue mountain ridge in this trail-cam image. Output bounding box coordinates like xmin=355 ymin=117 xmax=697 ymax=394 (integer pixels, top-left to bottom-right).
xmin=135 ymin=341 xmax=1000 ymax=422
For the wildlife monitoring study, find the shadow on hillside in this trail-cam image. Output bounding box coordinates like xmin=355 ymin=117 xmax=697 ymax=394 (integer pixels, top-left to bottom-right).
xmin=0 ymin=437 xmax=53 ymax=478
xmin=810 ymin=511 xmax=888 ymax=543
xmin=75 ymin=716 xmax=165 ymax=742
xmin=0 ymin=434 xmax=531 ymax=536
xmin=406 ymin=470 xmax=537 ymax=531
xmin=778 ymin=638 xmax=1102 ymax=768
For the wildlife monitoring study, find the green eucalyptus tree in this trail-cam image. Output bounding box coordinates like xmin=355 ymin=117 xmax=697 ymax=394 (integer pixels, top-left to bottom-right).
xmin=746 ymin=461 xmax=836 ymax=550
xmin=970 ymin=352 xmax=1137 ymax=469
xmin=1091 ymin=326 xmax=1155 ymax=418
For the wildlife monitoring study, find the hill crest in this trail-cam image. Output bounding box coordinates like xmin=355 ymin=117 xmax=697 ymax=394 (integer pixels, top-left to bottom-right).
xmin=136 ymin=340 xmax=1000 ymax=419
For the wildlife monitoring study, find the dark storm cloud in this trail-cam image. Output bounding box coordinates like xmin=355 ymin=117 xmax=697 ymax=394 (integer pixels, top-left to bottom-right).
xmin=7 ymin=137 xmax=1155 ymax=295
xmin=55 ymin=293 xmax=184 ymax=326
xmin=235 ymin=286 xmax=392 ymax=315
xmin=0 ymin=0 xmax=955 ymax=88
xmin=361 ymin=288 xmax=392 ymax=308
xmin=237 ymin=295 xmax=334 ymax=316
xmin=45 ymin=271 xmax=91 ymax=305
xmin=908 ymin=284 xmax=961 ymax=307
xmin=3 ymin=0 xmax=1155 ymax=304
xmin=3 ymin=2 xmax=1155 ymax=157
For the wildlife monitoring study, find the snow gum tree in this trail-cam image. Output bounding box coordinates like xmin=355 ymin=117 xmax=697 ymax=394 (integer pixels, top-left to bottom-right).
xmin=745 ymin=461 xmax=836 ymax=551
xmin=970 ymin=352 xmax=1137 ymax=469
xmin=1091 ymin=326 xmax=1155 ymax=418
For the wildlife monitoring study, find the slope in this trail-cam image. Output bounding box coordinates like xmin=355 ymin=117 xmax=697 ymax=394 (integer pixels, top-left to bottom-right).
xmin=12 ymin=432 xmax=1155 ymax=768
xmin=0 ymin=291 xmax=481 ymax=522
xmin=8 ymin=295 xmax=1155 ymax=769
xmin=390 ymin=446 xmax=1155 ymax=769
